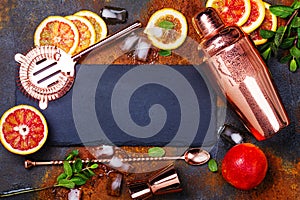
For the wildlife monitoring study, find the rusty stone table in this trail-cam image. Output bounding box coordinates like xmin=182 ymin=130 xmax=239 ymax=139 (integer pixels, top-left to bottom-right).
xmin=0 ymin=0 xmax=299 ymax=199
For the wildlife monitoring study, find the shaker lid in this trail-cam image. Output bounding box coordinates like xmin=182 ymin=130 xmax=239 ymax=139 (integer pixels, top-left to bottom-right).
xmin=192 ymin=7 xmax=225 ymax=39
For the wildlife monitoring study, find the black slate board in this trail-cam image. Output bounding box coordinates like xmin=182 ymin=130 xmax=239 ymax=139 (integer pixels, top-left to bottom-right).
xmin=16 ymin=64 xmax=218 ymax=147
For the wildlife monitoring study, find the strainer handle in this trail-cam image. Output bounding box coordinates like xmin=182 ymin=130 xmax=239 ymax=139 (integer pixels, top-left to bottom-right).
xmin=72 ymin=21 xmax=142 ymax=61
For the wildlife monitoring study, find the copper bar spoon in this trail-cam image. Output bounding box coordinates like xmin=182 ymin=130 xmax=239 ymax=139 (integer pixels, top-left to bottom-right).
xmin=25 ymin=148 xmax=210 ymax=169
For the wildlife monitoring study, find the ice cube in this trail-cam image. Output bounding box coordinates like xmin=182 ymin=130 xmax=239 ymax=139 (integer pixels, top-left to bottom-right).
xmin=94 ymin=145 xmax=114 ymax=157
xmin=106 ymin=172 xmax=123 ymax=197
xmin=134 ymin=37 xmax=152 ymax=61
xmin=108 ymin=156 xmax=134 ymax=172
xmin=219 ymin=124 xmax=245 ymax=145
xmin=68 ymin=189 xmax=81 ymax=200
xmin=144 ymin=27 xmax=163 ymax=38
xmin=231 ymin=133 xmax=243 ymax=144
xmin=120 ymin=33 xmax=140 ymax=52
xmin=109 ymin=156 xmax=123 ymax=168
xmin=100 ymin=6 xmax=128 ymax=24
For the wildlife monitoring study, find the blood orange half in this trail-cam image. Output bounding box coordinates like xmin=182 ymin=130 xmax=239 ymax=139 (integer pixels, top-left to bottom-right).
xmin=241 ymin=0 xmax=265 ymax=33
xmin=34 ymin=16 xmax=80 ymax=55
xmin=250 ymin=2 xmax=277 ymax=45
xmin=74 ymin=10 xmax=108 ymax=43
xmin=206 ymin=0 xmax=251 ymax=26
xmin=65 ymin=15 xmax=96 ymax=55
xmin=0 ymin=105 xmax=48 ymax=155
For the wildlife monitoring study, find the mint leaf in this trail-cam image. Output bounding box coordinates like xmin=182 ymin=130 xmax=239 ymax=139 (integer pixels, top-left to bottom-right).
xmin=291 ymin=0 xmax=300 ymax=9
xmin=66 ymin=150 xmax=79 ymax=161
xmin=159 ymin=49 xmax=172 ymax=56
xmin=73 ymin=158 xmax=83 ymax=173
xmin=148 ymin=147 xmax=165 ymax=157
xmin=280 ymin=53 xmax=292 ymax=63
xmin=280 ymin=37 xmax=296 ymax=49
xmin=63 ymin=161 xmax=73 ymax=178
xmin=56 ymin=179 xmax=75 ymax=189
xmin=290 ymin=46 xmax=300 ymax=57
xmin=56 ymin=173 xmax=67 ymax=182
xmin=208 ymin=159 xmax=218 ymax=172
xmin=274 ymin=26 xmax=286 ymax=47
xmin=70 ymin=177 xmax=86 ymax=186
xmin=290 ymin=58 xmax=297 ymax=71
xmin=158 ymin=20 xmax=174 ymax=29
xmin=291 ymin=17 xmax=300 ymax=28
xmin=74 ymin=173 xmax=89 ymax=180
xmin=87 ymin=169 xmax=96 ymax=177
xmin=260 ymin=29 xmax=275 ymax=39
xmin=269 ymin=5 xmax=295 ymax=18
xmin=89 ymin=163 xmax=99 ymax=170
xmin=261 ymin=47 xmax=272 ymax=60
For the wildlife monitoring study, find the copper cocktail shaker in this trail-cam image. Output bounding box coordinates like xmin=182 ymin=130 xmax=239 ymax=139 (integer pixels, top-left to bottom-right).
xmin=192 ymin=8 xmax=289 ymax=141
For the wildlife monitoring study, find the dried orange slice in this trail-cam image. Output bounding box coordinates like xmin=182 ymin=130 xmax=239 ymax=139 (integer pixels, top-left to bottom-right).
xmin=65 ymin=15 xmax=96 ymax=55
xmin=34 ymin=16 xmax=79 ymax=55
xmin=206 ymin=0 xmax=251 ymax=26
xmin=0 ymin=105 xmax=48 ymax=155
xmin=74 ymin=10 xmax=107 ymax=42
xmin=250 ymin=2 xmax=277 ymax=45
xmin=144 ymin=8 xmax=188 ymax=50
xmin=241 ymin=0 xmax=265 ymax=33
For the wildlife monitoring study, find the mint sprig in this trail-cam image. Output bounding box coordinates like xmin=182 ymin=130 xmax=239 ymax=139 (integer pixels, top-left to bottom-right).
xmin=259 ymin=0 xmax=300 ymax=72
xmin=0 ymin=149 xmax=98 ymax=197
xmin=55 ymin=150 xmax=98 ymax=189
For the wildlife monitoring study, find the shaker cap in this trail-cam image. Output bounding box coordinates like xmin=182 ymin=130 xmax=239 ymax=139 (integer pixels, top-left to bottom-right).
xmin=192 ymin=7 xmax=225 ymax=39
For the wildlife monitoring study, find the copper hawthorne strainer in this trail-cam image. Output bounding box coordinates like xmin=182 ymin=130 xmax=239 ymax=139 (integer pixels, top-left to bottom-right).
xmin=15 ymin=21 xmax=142 ymax=109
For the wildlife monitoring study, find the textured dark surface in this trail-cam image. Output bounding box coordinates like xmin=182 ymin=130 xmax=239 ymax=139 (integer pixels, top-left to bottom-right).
xmin=16 ymin=64 xmax=216 ymax=147
xmin=0 ymin=0 xmax=299 ymax=200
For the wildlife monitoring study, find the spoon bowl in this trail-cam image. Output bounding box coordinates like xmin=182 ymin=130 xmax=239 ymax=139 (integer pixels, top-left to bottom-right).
xmin=183 ymin=148 xmax=211 ymax=165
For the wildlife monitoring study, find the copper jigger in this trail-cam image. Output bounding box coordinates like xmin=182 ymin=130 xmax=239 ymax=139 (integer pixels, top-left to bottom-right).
xmin=127 ymin=164 xmax=182 ymax=199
